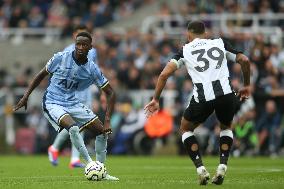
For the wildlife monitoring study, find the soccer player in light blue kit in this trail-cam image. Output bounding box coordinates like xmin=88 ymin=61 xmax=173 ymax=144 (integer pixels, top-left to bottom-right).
xmin=47 ymin=26 xmax=118 ymax=181
xmin=14 ymin=32 xmax=118 ymax=180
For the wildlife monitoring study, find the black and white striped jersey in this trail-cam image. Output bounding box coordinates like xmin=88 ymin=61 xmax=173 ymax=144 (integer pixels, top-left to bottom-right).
xmin=171 ymin=38 xmax=242 ymax=103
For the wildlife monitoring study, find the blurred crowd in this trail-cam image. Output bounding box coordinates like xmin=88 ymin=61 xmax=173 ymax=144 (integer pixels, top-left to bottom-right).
xmin=0 ymin=0 xmax=283 ymax=32
xmin=160 ymin=0 xmax=282 ymax=15
xmin=0 ymin=0 xmax=153 ymax=34
xmin=0 ymin=0 xmax=284 ymax=157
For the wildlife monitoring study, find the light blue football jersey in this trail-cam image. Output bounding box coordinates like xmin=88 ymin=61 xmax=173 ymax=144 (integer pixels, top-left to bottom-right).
xmin=44 ymin=50 xmax=108 ymax=107
xmin=63 ymin=44 xmax=97 ymax=106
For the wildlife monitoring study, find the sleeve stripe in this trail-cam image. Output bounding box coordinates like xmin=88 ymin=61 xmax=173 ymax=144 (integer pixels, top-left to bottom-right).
xmin=170 ymin=59 xmax=179 ymax=68
xmin=100 ymin=81 xmax=109 ymax=89
xmin=170 ymin=59 xmax=182 ymax=69
xmin=226 ymin=51 xmax=237 ymax=62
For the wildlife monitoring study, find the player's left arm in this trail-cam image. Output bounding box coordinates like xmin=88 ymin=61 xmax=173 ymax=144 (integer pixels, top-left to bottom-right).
xmin=101 ymin=83 xmax=116 ymax=133
xmin=13 ymin=68 xmax=49 ymax=111
xmin=223 ymin=39 xmax=251 ymax=100
xmin=236 ymin=53 xmax=250 ymax=87
xmin=236 ymin=53 xmax=251 ymax=101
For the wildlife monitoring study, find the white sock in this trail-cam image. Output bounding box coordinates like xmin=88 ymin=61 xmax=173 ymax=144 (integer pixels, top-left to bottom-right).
xmin=95 ymin=134 xmax=108 ymax=163
xmin=69 ymin=126 xmax=92 ymax=163
xmin=70 ymin=131 xmax=84 ymax=163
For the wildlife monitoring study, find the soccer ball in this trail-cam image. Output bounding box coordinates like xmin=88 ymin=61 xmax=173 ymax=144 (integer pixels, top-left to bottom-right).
xmin=84 ymin=161 xmax=107 ymax=181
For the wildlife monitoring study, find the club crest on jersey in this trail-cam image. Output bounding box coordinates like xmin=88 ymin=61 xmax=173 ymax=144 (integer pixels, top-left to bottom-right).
xmin=58 ymin=79 xmax=79 ymax=90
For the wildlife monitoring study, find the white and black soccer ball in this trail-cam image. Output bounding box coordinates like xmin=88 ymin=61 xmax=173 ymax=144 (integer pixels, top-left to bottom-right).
xmin=84 ymin=161 xmax=107 ymax=181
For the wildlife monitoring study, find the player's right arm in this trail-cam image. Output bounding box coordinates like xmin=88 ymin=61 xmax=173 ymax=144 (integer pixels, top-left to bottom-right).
xmin=14 ymin=53 xmax=62 ymax=111
xmin=13 ymin=68 xmax=49 ymax=111
xmin=144 ymin=49 xmax=184 ymax=117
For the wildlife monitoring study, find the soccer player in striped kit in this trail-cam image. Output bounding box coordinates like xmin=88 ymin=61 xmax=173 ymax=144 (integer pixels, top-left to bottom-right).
xmin=144 ymin=20 xmax=250 ymax=185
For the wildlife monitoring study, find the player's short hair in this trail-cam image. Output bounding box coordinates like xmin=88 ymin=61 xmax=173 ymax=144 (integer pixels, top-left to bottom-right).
xmin=187 ymin=20 xmax=205 ymax=34
xmin=76 ymin=32 xmax=92 ymax=43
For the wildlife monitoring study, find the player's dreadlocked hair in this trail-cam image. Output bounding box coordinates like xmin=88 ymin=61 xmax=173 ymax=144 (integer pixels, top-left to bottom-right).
xmin=187 ymin=20 xmax=205 ymax=34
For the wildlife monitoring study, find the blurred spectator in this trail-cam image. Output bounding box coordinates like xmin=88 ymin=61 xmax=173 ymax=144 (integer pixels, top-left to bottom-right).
xmin=111 ymin=97 xmax=146 ymax=154
xmin=232 ymin=109 xmax=257 ymax=157
xmin=9 ymin=6 xmax=25 ymax=27
xmin=27 ymin=6 xmax=44 ymax=28
xmin=46 ymin=0 xmax=68 ymax=28
xmin=255 ymin=100 xmax=282 ymax=155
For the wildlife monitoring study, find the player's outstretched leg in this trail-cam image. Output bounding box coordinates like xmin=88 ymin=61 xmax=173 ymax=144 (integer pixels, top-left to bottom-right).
xmin=212 ymin=129 xmax=233 ymax=185
xmin=182 ymin=131 xmax=209 ymax=185
xmin=68 ymin=124 xmax=93 ymax=164
xmin=69 ymin=131 xmax=85 ymax=168
xmin=95 ymin=134 xmax=119 ymax=181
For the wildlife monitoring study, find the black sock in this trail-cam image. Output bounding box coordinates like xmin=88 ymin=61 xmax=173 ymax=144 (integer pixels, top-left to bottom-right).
xmin=219 ymin=136 xmax=233 ymax=165
xmin=183 ymin=135 xmax=203 ymax=168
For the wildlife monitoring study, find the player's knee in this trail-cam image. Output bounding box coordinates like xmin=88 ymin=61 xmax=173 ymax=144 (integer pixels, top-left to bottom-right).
xmin=68 ymin=125 xmax=80 ymax=135
xmin=180 ymin=118 xmax=197 ymax=133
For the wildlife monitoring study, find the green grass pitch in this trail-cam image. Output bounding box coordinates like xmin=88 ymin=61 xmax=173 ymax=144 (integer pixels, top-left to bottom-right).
xmin=0 ymin=155 xmax=283 ymax=189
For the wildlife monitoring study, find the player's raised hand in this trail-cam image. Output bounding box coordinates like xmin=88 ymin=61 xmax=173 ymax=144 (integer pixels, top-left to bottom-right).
xmin=144 ymin=99 xmax=159 ymax=118
xmin=237 ymin=86 xmax=251 ymax=101
xmin=13 ymin=96 xmax=28 ymax=111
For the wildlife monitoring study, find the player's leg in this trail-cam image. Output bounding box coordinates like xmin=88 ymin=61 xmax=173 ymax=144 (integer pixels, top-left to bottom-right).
xmin=59 ymin=114 xmax=93 ymax=164
xmin=213 ymin=93 xmax=237 ymax=185
xmin=43 ymin=103 xmax=93 ymax=164
xmin=181 ymin=99 xmax=213 ymax=185
xmin=71 ymin=103 xmax=119 ymax=181
xmin=83 ymin=119 xmax=119 ymax=181
xmin=69 ymin=131 xmax=85 ymax=168
xmin=50 ymin=129 xmax=85 ymax=168
xmin=47 ymin=128 xmax=85 ymax=168
xmin=180 ymin=117 xmax=210 ymax=185
xmin=95 ymin=134 xmax=107 ymax=163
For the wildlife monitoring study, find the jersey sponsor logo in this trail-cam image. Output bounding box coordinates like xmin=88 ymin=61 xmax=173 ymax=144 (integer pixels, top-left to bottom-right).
xmin=58 ymin=79 xmax=79 ymax=90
